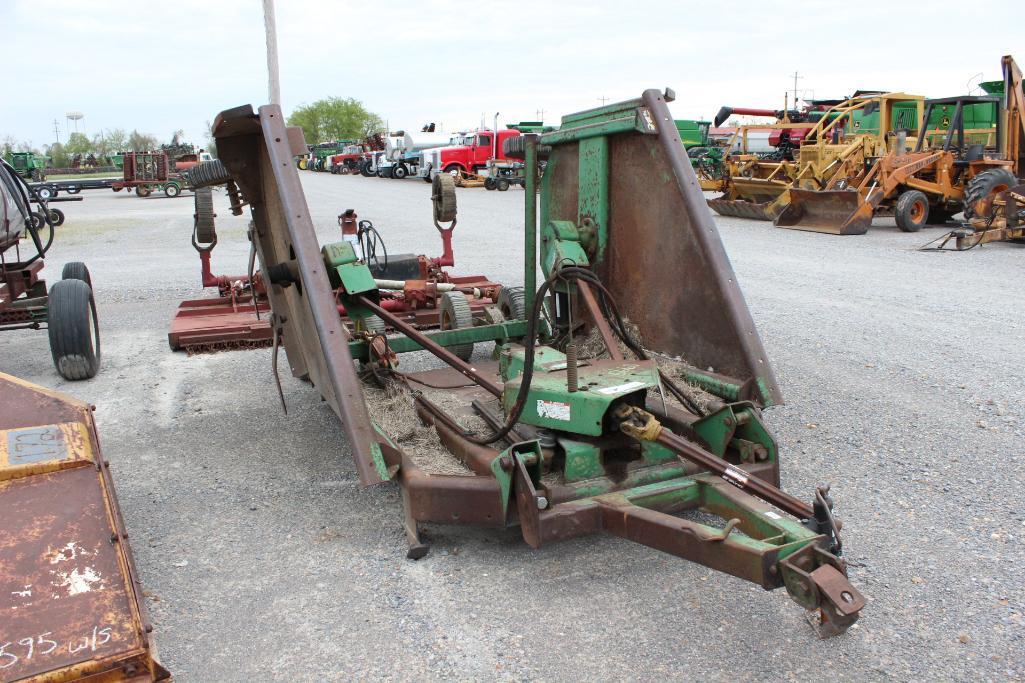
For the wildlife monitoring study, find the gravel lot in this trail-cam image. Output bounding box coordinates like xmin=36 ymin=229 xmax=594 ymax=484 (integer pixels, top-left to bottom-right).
xmin=3 ymin=171 xmax=1023 ymax=681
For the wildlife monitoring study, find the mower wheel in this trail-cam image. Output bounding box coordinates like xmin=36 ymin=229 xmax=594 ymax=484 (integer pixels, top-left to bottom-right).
xmin=496 ymin=178 xmax=510 ymax=191
xmin=432 ymin=173 xmax=457 ymax=223
xmin=48 ymin=208 xmax=66 ymax=227
xmin=164 ymin=183 xmax=181 ymax=198
xmin=48 ymin=278 xmax=100 ymax=381
xmin=438 ymin=291 xmax=474 ymax=361
xmin=484 ymin=177 xmax=497 ymax=190
xmin=30 ymin=211 xmax=47 ymax=229
xmin=194 ymin=187 xmax=217 ymax=244
xmin=392 ymin=163 xmax=408 ymax=179
xmin=61 ymin=261 xmax=92 ymax=288
xmin=497 ymin=286 xmax=526 ymax=321
xmin=136 ymin=186 xmax=152 ymax=197
xmin=894 ymin=190 xmax=929 ymax=232
xmin=964 ymin=168 xmax=1017 ymax=219
xmin=188 ymin=159 xmax=232 ymax=188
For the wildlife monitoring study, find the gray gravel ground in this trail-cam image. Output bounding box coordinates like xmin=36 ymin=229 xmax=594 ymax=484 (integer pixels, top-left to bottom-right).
xmin=3 ymin=171 xmax=1023 ymax=681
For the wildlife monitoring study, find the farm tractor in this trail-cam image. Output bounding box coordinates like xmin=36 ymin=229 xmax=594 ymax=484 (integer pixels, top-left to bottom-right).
xmin=708 ymin=92 xmax=924 ymax=221
xmin=172 ymin=91 xmax=867 ymax=637
xmin=4 ymin=151 xmax=49 ymax=182
xmin=0 ymin=158 xmax=101 ymax=381
xmin=776 ymin=55 xmax=1024 ymax=236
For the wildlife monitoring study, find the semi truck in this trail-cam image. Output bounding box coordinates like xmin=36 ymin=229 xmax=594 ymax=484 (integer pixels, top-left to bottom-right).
xmin=419 ymin=128 xmax=522 ymax=180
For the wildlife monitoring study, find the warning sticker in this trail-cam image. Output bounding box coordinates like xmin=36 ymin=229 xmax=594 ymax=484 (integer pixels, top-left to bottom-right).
xmin=537 ymin=400 xmax=571 ymax=421
xmin=596 ymin=381 xmax=647 ymax=396
xmin=763 ymin=510 xmax=782 ymax=520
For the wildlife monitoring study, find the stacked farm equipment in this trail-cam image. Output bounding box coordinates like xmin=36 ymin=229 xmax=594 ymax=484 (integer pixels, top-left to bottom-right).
xmin=4 ymin=151 xmax=49 ymax=181
xmin=378 ymin=126 xmax=455 ymax=179
xmin=776 ymin=55 xmax=1023 ymax=237
xmin=171 ymin=91 xmax=867 ymax=638
xmin=708 ymin=93 xmax=924 ymax=221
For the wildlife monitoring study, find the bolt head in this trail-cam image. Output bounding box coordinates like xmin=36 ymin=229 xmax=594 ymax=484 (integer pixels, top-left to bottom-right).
xmin=536 ymin=496 xmax=549 ymax=510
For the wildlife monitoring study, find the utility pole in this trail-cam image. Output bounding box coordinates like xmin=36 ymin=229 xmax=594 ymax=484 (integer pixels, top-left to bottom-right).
xmin=789 ymin=71 xmax=803 ymax=109
xmin=52 ymin=119 xmax=61 ymax=143
xmin=597 ymin=96 xmax=610 ymax=106
xmin=536 ymin=108 xmax=546 ymax=122
xmin=263 ymin=0 xmax=281 ymax=106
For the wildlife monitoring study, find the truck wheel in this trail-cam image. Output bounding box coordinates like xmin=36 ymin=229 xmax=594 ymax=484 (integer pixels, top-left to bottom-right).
xmin=48 ymin=208 xmax=66 ymax=226
xmin=496 ymin=178 xmax=510 ymax=191
xmin=445 ymin=165 xmax=462 ymax=179
xmin=964 ymin=168 xmax=1017 ymax=219
xmin=164 ymin=183 xmax=181 ymax=198
xmin=484 ymin=177 xmax=496 ymax=190
xmin=438 ymin=291 xmax=474 ymax=361
xmin=66 ymin=186 xmax=81 ymax=194
xmin=48 ymin=278 xmax=101 ymax=381
xmin=61 ymin=261 xmax=92 ymax=288
xmin=894 ymin=190 xmax=929 ymax=232
xmin=392 ymin=164 xmax=408 ymax=179
xmin=188 ymin=159 xmax=232 ymax=188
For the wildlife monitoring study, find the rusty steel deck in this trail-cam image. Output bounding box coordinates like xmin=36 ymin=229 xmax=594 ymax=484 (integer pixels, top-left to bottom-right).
xmin=0 ymin=373 xmax=169 ymax=682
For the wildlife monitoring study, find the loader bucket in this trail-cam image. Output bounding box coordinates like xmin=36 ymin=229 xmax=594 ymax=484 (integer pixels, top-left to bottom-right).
xmin=540 ymin=89 xmax=782 ymax=406
xmin=707 ymin=197 xmax=781 ymax=221
xmin=774 ymin=188 xmax=873 ymax=235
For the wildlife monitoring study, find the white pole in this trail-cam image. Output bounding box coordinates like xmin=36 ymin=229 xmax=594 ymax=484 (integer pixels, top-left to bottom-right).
xmin=263 ymin=0 xmax=281 ymax=106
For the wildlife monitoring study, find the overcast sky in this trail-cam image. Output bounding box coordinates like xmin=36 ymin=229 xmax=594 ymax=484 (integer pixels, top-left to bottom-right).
xmin=2 ymin=0 xmax=1021 ymax=149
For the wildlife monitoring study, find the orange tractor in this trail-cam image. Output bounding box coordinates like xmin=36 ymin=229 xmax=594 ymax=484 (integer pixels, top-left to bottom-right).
xmin=776 ymin=55 xmax=1023 ymax=236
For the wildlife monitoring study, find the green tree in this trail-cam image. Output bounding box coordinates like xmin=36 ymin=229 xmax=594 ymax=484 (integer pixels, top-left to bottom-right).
xmin=65 ymin=132 xmax=93 ymax=156
xmin=127 ymin=129 xmax=158 ymax=152
xmin=286 ymin=97 xmax=384 ymax=143
xmin=45 ymin=142 xmax=70 ymax=168
xmin=92 ymin=128 xmax=128 ymax=159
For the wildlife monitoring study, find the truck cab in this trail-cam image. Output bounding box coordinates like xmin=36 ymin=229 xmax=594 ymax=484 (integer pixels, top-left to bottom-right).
xmin=421 ymin=128 xmax=522 ymax=178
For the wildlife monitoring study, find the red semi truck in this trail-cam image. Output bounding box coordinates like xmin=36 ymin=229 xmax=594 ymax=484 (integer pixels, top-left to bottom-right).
xmin=419 ymin=128 xmax=522 ymax=179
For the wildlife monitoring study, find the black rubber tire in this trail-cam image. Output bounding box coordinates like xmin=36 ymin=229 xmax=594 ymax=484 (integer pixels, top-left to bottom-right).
xmin=496 ymin=178 xmax=510 ymax=191
xmin=61 ymin=261 xmax=92 ymax=288
xmin=361 ymin=162 xmax=374 ymax=177
xmin=392 ymin=163 xmax=408 ymax=179
xmin=30 ymin=211 xmax=46 ymax=229
xmin=894 ymin=190 xmax=929 ymax=232
xmin=48 ymin=278 xmax=100 ymax=380
xmin=484 ymin=177 xmax=497 ymax=190
xmin=48 ymin=208 xmax=65 ymax=226
xmin=65 ymin=186 xmax=81 ymax=195
xmin=136 ymin=186 xmax=151 ymax=197
xmin=438 ymin=291 xmax=474 ymax=361
xmin=502 ymin=135 xmax=551 ymax=160
xmin=188 ymin=159 xmax=232 ymax=188
xmin=194 ymin=187 xmax=216 ymax=243
xmin=31 ymin=168 xmax=42 ymax=182
xmin=497 ymin=286 xmax=526 ymax=321
xmin=36 ymin=186 xmax=54 ymax=200
xmin=444 ymin=165 xmax=462 ymax=179
xmin=330 ymin=165 xmax=339 ymax=174
xmin=432 ymin=173 xmax=457 ymax=223
xmin=164 ymin=182 xmax=181 ymax=198
xmin=963 ymin=168 xmax=1018 ymax=219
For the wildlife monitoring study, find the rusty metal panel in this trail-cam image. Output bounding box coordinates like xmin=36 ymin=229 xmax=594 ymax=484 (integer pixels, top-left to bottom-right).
xmin=0 ymin=373 xmax=169 ymax=682
xmin=543 ymin=90 xmax=782 ymax=404
xmin=212 ymin=104 xmax=386 ymax=486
